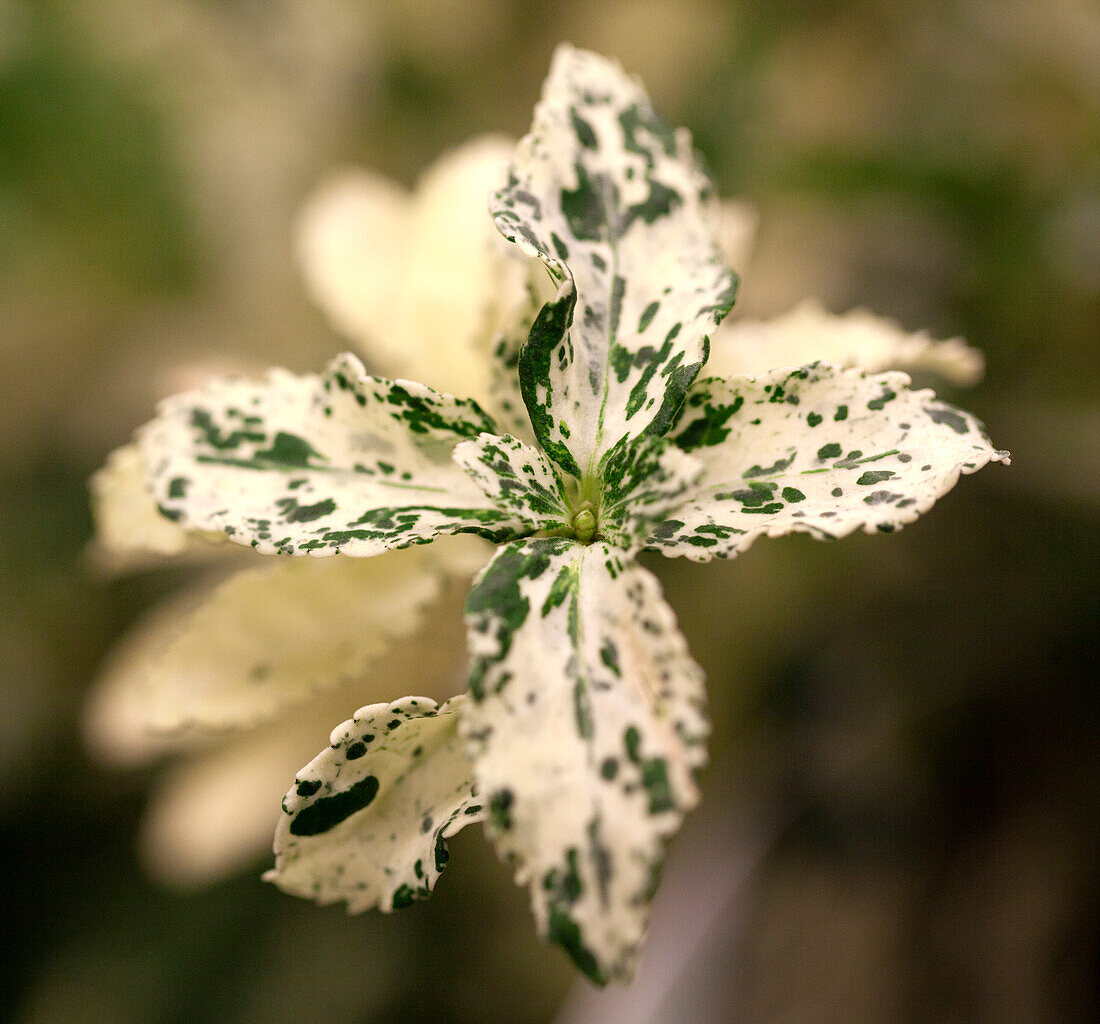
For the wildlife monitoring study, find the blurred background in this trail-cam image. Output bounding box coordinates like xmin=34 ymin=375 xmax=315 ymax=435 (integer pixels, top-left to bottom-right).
xmin=1 ymin=1 xmax=1097 ymax=1021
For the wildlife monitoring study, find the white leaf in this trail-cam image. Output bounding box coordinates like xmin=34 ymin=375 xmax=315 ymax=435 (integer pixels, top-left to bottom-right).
xmin=463 ymin=539 xmax=708 ymax=983
xmin=649 ymin=363 xmax=1009 ymax=560
xmin=88 ymin=443 xmax=224 ymax=570
xmin=707 ymin=299 xmax=985 ymax=385
xmin=297 ymin=135 xmax=546 ymax=415
xmin=266 ymin=696 xmax=483 ymax=913
xmin=139 ymin=352 xmax=534 ymax=557
xmin=492 ymin=44 xmax=737 ymax=479
xmin=135 ymin=548 xmax=444 ymax=732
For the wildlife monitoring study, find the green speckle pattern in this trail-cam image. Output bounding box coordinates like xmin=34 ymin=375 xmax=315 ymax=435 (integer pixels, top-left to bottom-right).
xmin=492 ymin=44 xmax=737 ymax=479
xmin=462 ymin=539 xmax=708 ymax=983
xmin=139 ymin=353 xmax=533 ymax=557
xmin=597 ymin=434 xmax=702 ymax=551
xmin=266 ymin=695 xmax=483 ymax=913
xmin=647 ymin=362 xmax=1009 ymax=560
xmin=453 ymin=432 xmax=571 ymax=532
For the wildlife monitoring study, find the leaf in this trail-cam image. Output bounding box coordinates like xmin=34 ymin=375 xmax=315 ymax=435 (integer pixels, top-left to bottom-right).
xmin=88 ymin=443 xmax=224 ymax=570
xmin=297 ymin=135 xmax=552 ymax=429
xmin=139 ymin=352 xmax=534 ymax=557
xmin=707 ymin=299 xmax=985 ymax=385
xmin=492 ymin=44 xmax=737 ymax=480
xmin=596 ymin=435 xmax=702 ymax=551
xmin=266 ymin=696 xmax=484 ymax=913
xmin=453 ymin=432 xmax=571 ymax=531
xmin=134 ymin=548 xmax=444 ymax=732
xmin=139 ymin=685 xmax=366 ymax=887
xmin=463 ymin=538 xmax=708 ymax=983
xmin=648 ymin=363 xmax=1010 ymax=561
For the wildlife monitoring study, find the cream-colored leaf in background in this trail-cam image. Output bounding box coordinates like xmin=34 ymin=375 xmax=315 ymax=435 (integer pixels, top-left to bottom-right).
xmin=88 ymin=443 xmax=225 ymax=570
xmin=297 ymin=135 xmax=543 ymax=410
xmin=137 ymin=548 xmax=444 ymax=732
xmin=707 ymin=299 xmax=984 ymax=385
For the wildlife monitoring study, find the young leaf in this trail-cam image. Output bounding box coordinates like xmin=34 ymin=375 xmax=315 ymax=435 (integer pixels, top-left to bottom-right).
xmin=463 ymin=538 xmax=708 ymax=983
xmin=648 ymin=363 xmax=1009 ymax=560
xmin=492 ymin=44 xmax=737 ymax=480
xmin=139 ymin=352 xmax=533 ymax=557
xmin=453 ymin=432 xmax=571 ymax=531
xmin=134 ymin=549 xmax=443 ymax=732
xmin=266 ymin=696 xmax=483 ymax=912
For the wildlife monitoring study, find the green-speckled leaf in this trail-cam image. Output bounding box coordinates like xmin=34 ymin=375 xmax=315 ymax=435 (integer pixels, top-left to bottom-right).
xmin=138 ymin=352 xmax=533 ymax=557
xmin=462 ymin=538 xmax=708 ymax=983
xmin=454 ymin=432 xmax=572 ymax=532
xmin=597 ymin=435 xmax=702 ymax=551
xmin=266 ymin=695 xmax=483 ymax=912
xmin=492 ymin=44 xmax=737 ymax=480
xmin=647 ymin=363 xmax=1009 ymax=561
xmin=134 ymin=548 xmax=443 ymax=732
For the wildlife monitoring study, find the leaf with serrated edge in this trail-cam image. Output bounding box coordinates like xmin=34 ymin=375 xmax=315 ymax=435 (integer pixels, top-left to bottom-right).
xmin=138 ymin=548 xmax=443 ymax=732
xmin=492 ymin=44 xmax=737 ymax=480
xmin=647 ymin=363 xmax=1009 ymax=561
xmin=462 ymin=538 xmax=707 ymax=983
xmin=707 ymin=299 xmax=985 ymax=386
xmin=453 ymin=432 xmax=571 ymax=531
xmin=139 ymin=352 xmax=534 ymax=557
xmin=597 ymin=435 xmax=702 ymax=551
xmin=266 ymin=695 xmax=483 ymax=913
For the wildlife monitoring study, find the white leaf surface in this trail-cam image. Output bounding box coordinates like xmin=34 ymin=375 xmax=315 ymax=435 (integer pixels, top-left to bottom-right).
xmin=648 ymin=363 xmax=1009 ymax=561
xmin=139 ymin=352 xmax=532 ymax=557
xmin=267 ymin=696 xmax=483 ymax=912
xmin=88 ymin=443 xmax=224 ymax=570
xmin=297 ymin=135 xmax=544 ymax=413
xmin=707 ymin=299 xmax=985 ymax=385
xmin=463 ymin=538 xmax=708 ymax=983
xmin=492 ymin=44 xmax=737 ymax=479
xmin=135 ymin=548 xmax=444 ymax=732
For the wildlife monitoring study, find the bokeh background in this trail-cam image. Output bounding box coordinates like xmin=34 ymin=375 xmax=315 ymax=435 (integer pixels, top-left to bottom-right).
xmin=1 ymin=1 xmax=1097 ymax=1021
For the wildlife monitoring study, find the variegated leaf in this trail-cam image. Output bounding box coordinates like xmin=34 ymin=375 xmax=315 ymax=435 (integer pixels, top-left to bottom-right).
xmin=492 ymin=44 xmax=737 ymax=480
xmin=707 ymin=299 xmax=985 ymax=385
xmin=139 ymin=352 xmax=533 ymax=557
xmin=463 ymin=538 xmax=708 ymax=983
xmin=647 ymin=363 xmax=1009 ymax=560
xmin=136 ymin=548 xmax=443 ymax=732
xmin=453 ymin=432 xmax=571 ymax=532
xmin=596 ymin=436 xmax=702 ymax=551
xmin=266 ymin=696 xmax=483 ymax=912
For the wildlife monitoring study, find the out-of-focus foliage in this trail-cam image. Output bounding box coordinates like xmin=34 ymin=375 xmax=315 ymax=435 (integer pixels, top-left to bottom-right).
xmin=1 ymin=1 xmax=1096 ymax=1022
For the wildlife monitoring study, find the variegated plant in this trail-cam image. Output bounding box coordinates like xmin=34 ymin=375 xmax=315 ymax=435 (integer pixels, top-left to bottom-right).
xmin=127 ymin=45 xmax=1007 ymax=982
